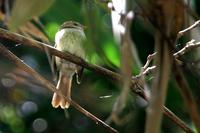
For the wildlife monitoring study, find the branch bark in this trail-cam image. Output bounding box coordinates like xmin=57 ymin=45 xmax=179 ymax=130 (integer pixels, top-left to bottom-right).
xmin=173 ymin=61 xmax=200 ymax=132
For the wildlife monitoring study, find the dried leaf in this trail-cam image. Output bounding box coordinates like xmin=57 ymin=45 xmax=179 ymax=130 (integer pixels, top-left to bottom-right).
xmin=8 ymin=0 xmax=54 ymax=31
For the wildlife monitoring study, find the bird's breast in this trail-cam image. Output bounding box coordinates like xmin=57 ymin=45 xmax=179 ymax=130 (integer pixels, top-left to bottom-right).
xmin=55 ymin=28 xmax=86 ymax=58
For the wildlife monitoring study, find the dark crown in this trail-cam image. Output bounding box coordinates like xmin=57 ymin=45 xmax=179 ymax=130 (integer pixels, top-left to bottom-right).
xmin=59 ymin=21 xmax=84 ymax=30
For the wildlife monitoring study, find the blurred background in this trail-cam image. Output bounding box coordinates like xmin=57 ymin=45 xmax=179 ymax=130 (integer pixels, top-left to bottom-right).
xmin=0 ymin=0 xmax=200 ymax=133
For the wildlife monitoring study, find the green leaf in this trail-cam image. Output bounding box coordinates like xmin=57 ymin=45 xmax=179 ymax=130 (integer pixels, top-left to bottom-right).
xmin=45 ymin=22 xmax=59 ymax=41
xmin=103 ymin=42 xmax=120 ymax=67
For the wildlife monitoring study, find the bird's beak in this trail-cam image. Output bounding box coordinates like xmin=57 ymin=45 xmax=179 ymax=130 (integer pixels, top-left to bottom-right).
xmin=82 ymin=25 xmax=87 ymax=29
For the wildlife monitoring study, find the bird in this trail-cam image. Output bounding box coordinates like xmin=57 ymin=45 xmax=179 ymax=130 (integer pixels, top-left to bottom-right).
xmin=51 ymin=21 xmax=86 ymax=109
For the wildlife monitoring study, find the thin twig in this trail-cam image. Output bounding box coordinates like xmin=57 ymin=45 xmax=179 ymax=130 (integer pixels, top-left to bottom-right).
xmin=0 ymin=43 xmax=118 ymax=133
xmin=142 ymin=52 xmax=156 ymax=71
xmin=174 ymin=40 xmax=200 ymax=58
xmin=140 ymin=40 xmax=200 ymax=76
xmin=139 ymin=52 xmax=157 ymax=76
xmin=177 ymin=20 xmax=200 ymax=39
xmin=142 ymin=66 xmax=156 ymax=76
xmin=0 ymin=28 xmax=193 ymax=132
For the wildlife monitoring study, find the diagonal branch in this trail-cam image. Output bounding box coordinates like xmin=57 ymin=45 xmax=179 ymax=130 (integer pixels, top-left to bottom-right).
xmin=0 ymin=28 xmax=121 ymax=81
xmin=173 ymin=61 xmax=200 ymax=132
xmin=163 ymin=107 xmax=194 ymax=133
xmin=0 ymin=43 xmax=119 ymax=133
xmin=0 ymin=28 xmax=193 ymax=132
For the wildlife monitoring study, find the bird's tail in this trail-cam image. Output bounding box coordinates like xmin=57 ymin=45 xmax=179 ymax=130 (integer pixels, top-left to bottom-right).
xmin=51 ymin=73 xmax=72 ymax=109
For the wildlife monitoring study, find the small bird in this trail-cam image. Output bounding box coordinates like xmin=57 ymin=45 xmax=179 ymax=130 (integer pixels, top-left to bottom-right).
xmin=51 ymin=21 xmax=86 ymax=109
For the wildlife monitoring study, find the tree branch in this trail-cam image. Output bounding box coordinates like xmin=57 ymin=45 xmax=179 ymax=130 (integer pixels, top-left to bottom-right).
xmin=0 ymin=28 xmax=121 ymax=81
xmin=163 ymin=107 xmax=194 ymax=133
xmin=0 ymin=43 xmax=119 ymax=133
xmin=0 ymin=28 xmax=193 ymax=132
xmin=173 ymin=61 xmax=200 ymax=132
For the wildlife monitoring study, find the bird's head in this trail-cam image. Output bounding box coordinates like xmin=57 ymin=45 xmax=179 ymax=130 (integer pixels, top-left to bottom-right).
xmin=59 ymin=21 xmax=86 ymax=31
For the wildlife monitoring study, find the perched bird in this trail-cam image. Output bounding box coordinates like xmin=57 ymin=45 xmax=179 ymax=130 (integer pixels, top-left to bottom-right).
xmin=51 ymin=21 xmax=86 ymax=109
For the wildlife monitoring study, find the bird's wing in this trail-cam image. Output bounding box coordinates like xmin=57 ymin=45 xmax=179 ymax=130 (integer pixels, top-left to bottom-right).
xmin=51 ymin=43 xmax=59 ymax=82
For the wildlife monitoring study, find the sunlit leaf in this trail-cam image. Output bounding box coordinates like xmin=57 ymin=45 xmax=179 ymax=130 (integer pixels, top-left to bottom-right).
xmin=45 ymin=22 xmax=59 ymax=41
xmin=103 ymin=42 xmax=120 ymax=67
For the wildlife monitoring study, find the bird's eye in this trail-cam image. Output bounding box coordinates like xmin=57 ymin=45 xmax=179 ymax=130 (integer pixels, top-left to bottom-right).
xmin=74 ymin=23 xmax=78 ymax=26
